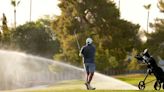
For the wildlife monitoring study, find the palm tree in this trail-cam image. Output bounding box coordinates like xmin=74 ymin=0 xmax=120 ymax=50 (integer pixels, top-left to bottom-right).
xmin=29 ymin=0 xmax=32 ymax=22
xmin=11 ymin=0 xmax=21 ymax=30
xmin=144 ymin=4 xmax=151 ymax=33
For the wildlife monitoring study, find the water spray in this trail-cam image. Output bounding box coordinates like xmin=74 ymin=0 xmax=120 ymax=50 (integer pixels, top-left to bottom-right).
xmin=0 ymin=50 xmax=84 ymax=90
xmin=0 ymin=50 xmax=138 ymax=90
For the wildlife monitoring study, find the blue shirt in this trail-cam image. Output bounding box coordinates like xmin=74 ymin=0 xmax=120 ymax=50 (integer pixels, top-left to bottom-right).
xmin=80 ymin=44 xmax=96 ymax=63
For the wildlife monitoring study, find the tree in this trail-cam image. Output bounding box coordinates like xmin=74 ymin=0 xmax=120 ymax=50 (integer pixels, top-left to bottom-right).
xmin=12 ymin=19 xmax=60 ymax=58
xmin=145 ymin=0 xmax=164 ymax=59
xmin=53 ymin=0 xmax=141 ymax=72
xmin=0 ymin=13 xmax=11 ymax=48
xmin=147 ymin=18 xmax=164 ymax=59
xmin=157 ymin=0 xmax=164 ymax=12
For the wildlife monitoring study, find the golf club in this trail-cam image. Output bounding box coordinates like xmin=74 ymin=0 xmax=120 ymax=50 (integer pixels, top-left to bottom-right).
xmin=74 ymin=29 xmax=81 ymax=50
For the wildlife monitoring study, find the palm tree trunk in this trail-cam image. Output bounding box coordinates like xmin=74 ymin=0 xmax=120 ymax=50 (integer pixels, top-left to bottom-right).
xmin=29 ymin=0 xmax=32 ymax=22
xmin=147 ymin=10 xmax=150 ymax=33
xmin=14 ymin=8 xmax=16 ymax=30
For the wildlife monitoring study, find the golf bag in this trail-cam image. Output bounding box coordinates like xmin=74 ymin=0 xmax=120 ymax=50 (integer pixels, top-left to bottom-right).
xmin=135 ymin=49 xmax=164 ymax=90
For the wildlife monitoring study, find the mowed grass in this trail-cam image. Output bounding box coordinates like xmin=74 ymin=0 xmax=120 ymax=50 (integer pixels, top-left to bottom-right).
xmin=3 ymin=73 xmax=163 ymax=92
xmin=15 ymin=90 xmax=159 ymax=92
xmin=113 ymin=73 xmax=156 ymax=90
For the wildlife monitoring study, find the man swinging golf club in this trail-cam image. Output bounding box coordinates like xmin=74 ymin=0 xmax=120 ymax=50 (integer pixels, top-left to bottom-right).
xmin=79 ymin=37 xmax=96 ymax=90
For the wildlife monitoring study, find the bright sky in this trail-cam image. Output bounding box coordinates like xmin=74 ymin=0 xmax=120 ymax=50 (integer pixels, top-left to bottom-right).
xmin=114 ymin=0 xmax=164 ymax=32
xmin=0 ymin=0 xmax=61 ymax=27
xmin=0 ymin=0 xmax=163 ymax=32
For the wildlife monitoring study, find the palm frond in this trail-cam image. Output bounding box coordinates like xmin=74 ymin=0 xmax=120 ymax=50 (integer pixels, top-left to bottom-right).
xmin=11 ymin=0 xmax=16 ymax=7
xmin=143 ymin=4 xmax=151 ymax=10
xmin=17 ymin=0 xmax=21 ymax=5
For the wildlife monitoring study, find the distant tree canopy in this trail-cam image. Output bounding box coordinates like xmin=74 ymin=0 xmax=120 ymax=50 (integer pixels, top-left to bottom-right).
xmin=11 ymin=19 xmax=60 ymax=58
xmin=52 ymin=0 xmax=141 ymax=72
xmin=147 ymin=0 xmax=164 ymax=59
xmin=157 ymin=0 xmax=164 ymax=12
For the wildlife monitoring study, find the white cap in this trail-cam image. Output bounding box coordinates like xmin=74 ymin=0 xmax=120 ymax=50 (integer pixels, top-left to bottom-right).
xmin=86 ymin=38 xmax=93 ymax=44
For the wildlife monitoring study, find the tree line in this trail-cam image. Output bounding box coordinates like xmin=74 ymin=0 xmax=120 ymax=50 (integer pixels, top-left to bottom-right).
xmin=0 ymin=0 xmax=163 ymax=73
xmin=0 ymin=15 xmax=60 ymax=58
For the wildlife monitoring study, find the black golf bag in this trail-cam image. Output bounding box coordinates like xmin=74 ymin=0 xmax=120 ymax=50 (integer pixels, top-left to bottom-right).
xmin=135 ymin=49 xmax=164 ymax=90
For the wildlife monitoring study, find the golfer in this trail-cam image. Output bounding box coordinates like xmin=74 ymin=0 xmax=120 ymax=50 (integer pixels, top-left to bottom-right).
xmin=79 ymin=37 xmax=96 ymax=90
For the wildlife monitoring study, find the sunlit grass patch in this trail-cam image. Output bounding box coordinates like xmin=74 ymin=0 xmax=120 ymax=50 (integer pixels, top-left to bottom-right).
xmin=113 ymin=73 xmax=156 ymax=90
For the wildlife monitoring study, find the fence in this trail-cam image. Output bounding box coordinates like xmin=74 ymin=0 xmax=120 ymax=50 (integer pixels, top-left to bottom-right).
xmin=102 ymin=69 xmax=147 ymax=75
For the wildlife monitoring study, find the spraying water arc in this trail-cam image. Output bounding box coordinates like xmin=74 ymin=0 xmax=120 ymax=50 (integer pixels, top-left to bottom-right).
xmin=0 ymin=50 xmax=138 ymax=90
xmin=0 ymin=50 xmax=84 ymax=90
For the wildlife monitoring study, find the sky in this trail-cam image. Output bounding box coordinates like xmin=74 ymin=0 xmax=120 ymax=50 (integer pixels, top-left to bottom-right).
xmin=0 ymin=0 xmax=61 ymax=26
xmin=114 ymin=0 xmax=164 ymax=32
xmin=0 ymin=0 xmax=163 ymax=32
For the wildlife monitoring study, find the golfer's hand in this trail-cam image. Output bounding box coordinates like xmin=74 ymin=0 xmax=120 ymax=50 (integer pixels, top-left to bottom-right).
xmin=79 ymin=53 xmax=82 ymax=56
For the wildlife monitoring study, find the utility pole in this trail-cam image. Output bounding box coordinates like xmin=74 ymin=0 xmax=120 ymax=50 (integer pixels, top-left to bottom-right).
xmin=144 ymin=4 xmax=151 ymax=33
